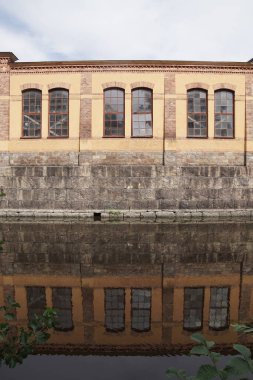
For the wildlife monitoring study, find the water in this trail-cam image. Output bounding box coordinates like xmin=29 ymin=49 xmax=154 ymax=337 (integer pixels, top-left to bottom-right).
xmin=0 ymin=220 xmax=253 ymax=379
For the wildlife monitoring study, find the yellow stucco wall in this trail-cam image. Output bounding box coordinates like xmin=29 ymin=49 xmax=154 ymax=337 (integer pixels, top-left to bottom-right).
xmin=5 ymin=69 xmax=247 ymax=156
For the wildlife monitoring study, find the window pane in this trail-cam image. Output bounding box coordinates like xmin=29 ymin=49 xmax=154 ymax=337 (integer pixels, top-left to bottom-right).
xmin=132 ymin=88 xmax=153 ymax=137
xmin=49 ymin=89 xmax=69 ymax=137
xmin=187 ymin=90 xmax=207 ymax=137
xmin=214 ymin=91 xmax=234 ymax=138
xmin=22 ymin=90 xmax=41 ymax=137
xmin=104 ymin=89 xmax=125 ymax=136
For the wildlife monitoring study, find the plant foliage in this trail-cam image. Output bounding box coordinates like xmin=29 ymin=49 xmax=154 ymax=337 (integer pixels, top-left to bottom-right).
xmin=166 ymin=332 xmax=253 ymax=380
xmin=0 ymin=296 xmax=57 ymax=368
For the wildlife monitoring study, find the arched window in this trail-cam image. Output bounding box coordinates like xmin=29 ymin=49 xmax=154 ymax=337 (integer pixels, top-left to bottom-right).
xmin=22 ymin=89 xmax=42 ymax=138
xmin=214 ymin=90 xmax=234 ymax=138
xmin=187 ymin=89 xmax=207 ymax=137
xmin=49 ymin=89 xmax=69 ymax=137
xmin=132 ymin=88 xmax=152 ymax=137
xmin=104 ymin=88 xmax=125 ymax=137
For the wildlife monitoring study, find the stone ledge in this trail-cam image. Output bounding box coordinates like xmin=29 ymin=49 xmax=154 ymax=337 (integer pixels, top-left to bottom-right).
xmin=0 ymin=209 xmax=252 ymax=222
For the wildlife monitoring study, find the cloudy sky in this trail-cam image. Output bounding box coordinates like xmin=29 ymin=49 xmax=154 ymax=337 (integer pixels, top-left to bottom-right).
xmin=0 ymin=0 xmax=252 ymax=62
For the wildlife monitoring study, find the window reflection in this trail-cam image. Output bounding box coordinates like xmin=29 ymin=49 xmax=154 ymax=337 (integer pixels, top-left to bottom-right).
xmin=209 ymin=287 xmax=229 ymax=330
xmin=52 ymin=287 xmax=73 ymax=331
xmin=26 ymin=286 xmax=46 ymax=322
xmin=184 ymin=287 xmax=204 ymax=330
xmin=131 ymin=288 xmax=151 ymax=332
xmin=105 ymin=288 xmax=125 ymax=332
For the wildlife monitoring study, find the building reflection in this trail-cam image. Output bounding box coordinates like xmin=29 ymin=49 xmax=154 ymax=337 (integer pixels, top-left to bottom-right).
xmin=0 ymin=221 xmax=253 ymax=354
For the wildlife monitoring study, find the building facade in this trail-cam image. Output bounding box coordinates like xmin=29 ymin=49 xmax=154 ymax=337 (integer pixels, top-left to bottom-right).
xmin=1 ymin=52 xmax=253 ymax=210
xmin=1 ymin=52 xmax=253 ymax=166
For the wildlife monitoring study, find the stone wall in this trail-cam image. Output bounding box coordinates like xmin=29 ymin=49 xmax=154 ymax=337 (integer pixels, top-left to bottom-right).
xmin=0 ymin=155 xmax=253 ymax=210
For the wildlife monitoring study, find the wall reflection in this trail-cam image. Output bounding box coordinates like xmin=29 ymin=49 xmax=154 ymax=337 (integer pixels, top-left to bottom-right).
xmin=0 ymin=221 xmax=253 ymax=355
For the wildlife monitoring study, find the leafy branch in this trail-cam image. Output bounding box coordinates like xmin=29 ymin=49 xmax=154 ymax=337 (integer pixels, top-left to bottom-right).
xmin=0 ymin=296 xmax=57 ymax=368
xmin=166 ymin=332 xmax=253 ymax=380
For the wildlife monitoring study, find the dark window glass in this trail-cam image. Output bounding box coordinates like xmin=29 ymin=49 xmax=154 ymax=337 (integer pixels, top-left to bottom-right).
xmin=132 ymin=88 xmax=152 ymax=137
xmin=49 ymin=89 xmax=69 ymax=137
xmin=187 ymin=89 xmax=207 ymax=137
xmin=105 ymin=288 xmax=125 ymax=332
xmin=209 ymin=287 xmax=229 ymax=330
xmin=22 ymin=90 xmax=42 ymax=137
xmin=131 ymin=288 xmax=151 ymax=332
xmin=214 ymin=90 xmax=234 ymax=138
xmin=52 ymin=287 xmax=73 ymax=331
xmin=104 ymin=88 xmax=125 ymax=136
xmin=184 ymin=287 xmax=204 ymax=330
xmin=26 ymin=286 xmax=46 ymax=322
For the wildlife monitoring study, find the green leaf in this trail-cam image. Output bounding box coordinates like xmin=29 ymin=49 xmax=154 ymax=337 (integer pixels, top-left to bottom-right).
xmin=210 ymin=351 xmax=221 ymax=364
xmin=4 ymin=313 xmax=15 ymax=321
xmin=206 ymin=340 xmax=215 ymax=349
xmin=225 ymin=357 xmax=251 ymax=377
xmin=191 ymin=333 xmax=205 ymax=344
xmin=195 ymin=364 xmax=218 ymax=380
xmin=190 ymin=345 xmax=209 ymax=356
xmin=166 ymin=368 xmax=188 ymax=379
xmin=233 ymin=344 xmax=252 ymax=359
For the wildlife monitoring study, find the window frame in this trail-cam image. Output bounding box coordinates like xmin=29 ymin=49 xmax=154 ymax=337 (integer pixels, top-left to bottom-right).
xmin=131 ymin=87 xmax=153 ymax=138
xmin=48 ymin=88 xmax=69 ymax=139
xmin=26 ymin=286 xmax=46 ymax=322
xmin=103 ymin=87 xmax=125 ymax=138
xmin=131 ymin=288 xmax=152 ymax=332
xmin=21 ymin=89 xmax=42 ymax=139
xmin=187 ymin=88 xmax=208 ymax=139
xmin=214 ymin=89 xmax=235 ymax=139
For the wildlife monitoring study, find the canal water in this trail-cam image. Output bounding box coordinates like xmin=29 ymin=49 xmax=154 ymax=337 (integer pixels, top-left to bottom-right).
xmin=0 ymin=220 xmax=253 ymax=379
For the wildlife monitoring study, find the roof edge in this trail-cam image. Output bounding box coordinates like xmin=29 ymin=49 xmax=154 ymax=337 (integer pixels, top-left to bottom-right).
xmin=0 ymin=52 xmax=18 ymax=63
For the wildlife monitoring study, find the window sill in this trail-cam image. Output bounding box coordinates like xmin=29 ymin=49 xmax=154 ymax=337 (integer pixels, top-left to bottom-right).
xmin=103 ymin=136 xmax=125 ymax=138
xmin=131 ymin=136 xmax=153 ymax=138
xmin=47 ymin=136 xmax=69 ymax=139
xmin=20 ymin=136 xmax=41 ymax=139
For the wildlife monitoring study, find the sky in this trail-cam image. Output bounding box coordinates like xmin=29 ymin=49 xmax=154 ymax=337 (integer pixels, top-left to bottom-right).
xmin=0 ymin=0 xmax=252 ymax=63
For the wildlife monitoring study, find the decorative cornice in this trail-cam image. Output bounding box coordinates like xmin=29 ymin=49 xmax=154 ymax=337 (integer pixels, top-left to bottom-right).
xmin=10 ymin=63 xmax=253 ymax=75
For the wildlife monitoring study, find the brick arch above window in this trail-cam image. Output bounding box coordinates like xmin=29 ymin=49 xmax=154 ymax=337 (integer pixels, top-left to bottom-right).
xmin=47 ymin=82 xmax=71 ymax=90
xmin=20 ymin=83 xmax=43 ymax=91
xmin=102 ymin=82 xmax=126 ymax=90
xmin=185 ymin=83 xmax=209 ymax=90
xmin=131 ymin=81 xmax=154 ymax=90
xmin=213 ymin=83 xmax=236 ymax=91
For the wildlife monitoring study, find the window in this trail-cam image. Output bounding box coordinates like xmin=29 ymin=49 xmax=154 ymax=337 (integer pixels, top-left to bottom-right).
xmin=131 ymin=288 xmax=151 ymax=332
xmin=105 ymin=288 xmax=125 ymax=332
xmin=52 ymin=287 xmax=73 ymax=331
xmin=214 ymin=90 xmax=234 ymax=138
xmin=22 ymin=90 xmax=42 ymax=138
xmin=209 ymin=287 xmax=229 ymax=330
xmin=187 ymin=89 xmax=207 ymax=137
xmin=132 ymin=88 xmax=152 ymax=137
xmin=184 ymin=287 xmax=204 ymax=330
xmin=49 ymin=89 xmax=69 ymax=137
xmin=104 ymin=88 xmax=125 ymax=136
xmin=26 ymin=286 xmax=46 ymax=322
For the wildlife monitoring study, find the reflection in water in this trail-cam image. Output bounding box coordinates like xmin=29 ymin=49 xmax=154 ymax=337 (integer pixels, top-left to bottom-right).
xmin=0 ymin=221 xmax=253 ymax=358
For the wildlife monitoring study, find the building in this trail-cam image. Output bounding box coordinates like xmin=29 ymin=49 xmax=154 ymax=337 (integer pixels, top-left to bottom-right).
xmin=1 ymin=52 xmax=253 ymax=210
